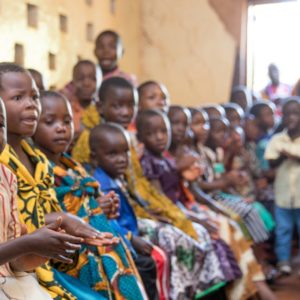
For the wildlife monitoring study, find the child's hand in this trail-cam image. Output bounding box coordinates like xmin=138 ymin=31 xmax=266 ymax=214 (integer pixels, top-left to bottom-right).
xmin=131 ymin=236 xmax=153 ymax=256
xmin=97 ymin=191 xmax=120 ymax=219
xmin=176 ymin=154 xmax=198 ymax=172
xmin=28 ymin=218 xmax=83 ymax=264
xmin=182 ymin=162 xmax=203 ymax=181
xmin=255 ymin=178 xmax=268 ymax=190
xmin=281 ymin=150 xmax=299 ymax=161
xmin=226 ymin=170 xmax=241 ymax=186
xmin=61 ymin=213 xmax=119 ymax=246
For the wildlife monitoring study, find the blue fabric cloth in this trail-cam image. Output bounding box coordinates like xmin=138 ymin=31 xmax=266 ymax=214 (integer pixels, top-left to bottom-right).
xmin=275 ymin=205 xmax=300 ymax=262
xmin=93 ymin=167 xmax=139 ymax=237
xmin=256 ymin=133 xmax=273 ymax=171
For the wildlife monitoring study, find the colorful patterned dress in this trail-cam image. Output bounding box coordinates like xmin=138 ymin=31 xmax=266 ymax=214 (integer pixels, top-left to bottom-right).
xmin=0 ymin=140 xmax=145 ymax=300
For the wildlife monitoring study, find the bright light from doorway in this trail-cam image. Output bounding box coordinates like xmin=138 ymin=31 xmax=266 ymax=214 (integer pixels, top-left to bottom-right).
xmin=247 ymin=1 xmax=300 ymax=93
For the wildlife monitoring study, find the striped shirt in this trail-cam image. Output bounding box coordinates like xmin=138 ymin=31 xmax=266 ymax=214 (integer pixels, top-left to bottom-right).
xmin=0 ymin=164 xmax=21 ymax=277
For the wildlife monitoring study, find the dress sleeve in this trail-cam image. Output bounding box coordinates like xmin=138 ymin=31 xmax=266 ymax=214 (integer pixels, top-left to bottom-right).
xmin=140 ymin=155 xmax=161 ymax=180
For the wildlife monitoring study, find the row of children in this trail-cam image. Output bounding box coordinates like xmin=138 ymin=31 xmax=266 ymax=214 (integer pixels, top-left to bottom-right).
xmin=1 ymin=28 xmax=298 ymax=300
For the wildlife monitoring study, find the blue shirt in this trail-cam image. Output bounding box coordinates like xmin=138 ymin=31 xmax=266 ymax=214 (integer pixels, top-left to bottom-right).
xmin=93 ymin=167 xmax=139 ymax=237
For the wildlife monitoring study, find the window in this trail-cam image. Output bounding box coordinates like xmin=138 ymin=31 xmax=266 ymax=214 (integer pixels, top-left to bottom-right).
xmin=14 ymin=44 xmax=24 ymax=66
xmin=27 ymin=4 xmax=38 ymax=28
xmin=59 ymin=14 xmax=68 ymax=32
xmin=86 ymin=23 xmax=94 ymax=42
xmin=48 ymin=52 xmax=56 ymax=70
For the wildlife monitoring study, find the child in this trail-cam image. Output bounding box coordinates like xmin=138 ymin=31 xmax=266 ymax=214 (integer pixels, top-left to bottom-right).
xmin=89 ymin=123 xmax=227 ymax=300
xmin=0 ymin=62 xmax=118 ymax=299
xmin=94 ymin=30 xmax=137 ymax=85
xmin=33 ymin=90 xmax=152 ymax=299
xmin=265 ymin=98 xmax=300 ymax=275
xmin=223 ymin=102 xmax=245 ymax=127
xmin=138 ymin=81 xmax=169 ymax=113
xmin=230 ymin=85 xmax=253 ymax=112
xmin=0 ymin=97 xmax=83 ymax=300
xmin=28 ymin=68 xmax=45 ymax=91
xmin=203 ymin=105 xmax=225 ymax=119
xmin=60 ymin=60 xmax=97 ymax=137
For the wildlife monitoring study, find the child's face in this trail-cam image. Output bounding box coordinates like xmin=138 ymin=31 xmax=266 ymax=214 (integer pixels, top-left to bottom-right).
xmin=73 ymin=64 xmax=96 ymax=101
xmin=0 ymin=100 xmax=7 ymax=153
xmin=191 ymin=111 xmax=209 ymax=144
xmin=244 ymin=118 xmax=259 ymax=141
xmin=228 ymin=127 xmax=244 ymax=150
xmin=94 ymin=131 xmax=129 ymax=178
xmin=258 ymin=106 xmax=274 ymax=131
xmin=99 ymin=87 xmax=136 ymax=129
xmin=226 ymin=109 xmax=241 ymax=127
xmin=34 ymin=96 xmax=74 ymax=155
xmin=94 ymin=34 xmax=120 ymax=72
xmin=231 ymin=92 xmax=248 ymax=112
xmin=209 ymin=120 xmax=228 ymax=148
xmin=283 ymin=101 xmax=300 ymax=132
xmin=0 ymin=72 xmax=41 ymax=139
xmin=169 ymin=109 xmax=188 ymax=145
xmin=139 ymin=83 xmax=168 ymax=112
xmin=139 ymin=115 xmax=170 ymax=156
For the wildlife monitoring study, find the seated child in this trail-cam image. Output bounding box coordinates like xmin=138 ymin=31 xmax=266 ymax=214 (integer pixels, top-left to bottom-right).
xmin=223 ymin=103 xmax=245 ymax=127
xmin=243 ymin=115 xmax=275 ymax=212
xmin=33 ymin=90 xmax=152 ymax=299
xmin=265 ymin=98 xmax=300 ymax=275
xmin=28 ymin=68 xmax=45 ymax=91
xmin=138 ymin=80 xmax=169 ymax=113
xmin=0 ymin=97 xmax=83 ymax=300
xmin=137 ymin=108 xmax=242 ymax=279
xmin=230 ymin=85 xmax=253 ymax=112
xmin=94 ymin=30 xmax=137 ymax=86
xmin=0 ymin=62 xmax=120 ymax=300
xmin=203 ymin=105 xmax=225 ymax=119
xmin=60 ymin=60 xmax=97 ymax=137
xmin=89 ymin=123 xmax=226 ymax=300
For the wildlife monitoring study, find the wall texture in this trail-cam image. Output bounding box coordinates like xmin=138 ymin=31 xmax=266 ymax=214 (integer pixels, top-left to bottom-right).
xmin=0 ymin=0 xmax=244 ymax=106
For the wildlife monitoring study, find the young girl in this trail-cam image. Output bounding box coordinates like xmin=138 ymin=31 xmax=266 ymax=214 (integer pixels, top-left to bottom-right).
xmin=0 ymin=97 xmax=83 ymax=300
xmin=223 ymin=103 xmax=245 ymax=128
xmin=0 ymin=62 xmax=118 ymax=300
xmin=33 ymin=90 xmax=149 ymax=300
xmin=138 ymin=81 xmax=169 ymax=113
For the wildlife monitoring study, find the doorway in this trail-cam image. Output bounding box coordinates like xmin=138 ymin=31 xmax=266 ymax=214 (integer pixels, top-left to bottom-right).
xmin=247 ymin=0 xmax=300 ymax=93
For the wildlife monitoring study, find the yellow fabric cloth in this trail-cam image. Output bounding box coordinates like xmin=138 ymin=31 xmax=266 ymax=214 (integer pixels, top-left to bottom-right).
xmin=0 ymin=141 xmax=75 ymax=300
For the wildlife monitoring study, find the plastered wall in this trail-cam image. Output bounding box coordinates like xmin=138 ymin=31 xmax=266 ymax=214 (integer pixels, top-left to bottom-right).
xmin=0 ymin=0 xmax=242 ymax=106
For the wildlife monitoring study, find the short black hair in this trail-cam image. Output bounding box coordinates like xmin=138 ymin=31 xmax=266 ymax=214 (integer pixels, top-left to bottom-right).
xmin=89 ymin=122 xmax=128 ymax=152
xmin=27 ymin=68 xmax=42 ymax=78
xmin=72 ymin=60 xmax=95 ymax=77
xmin=209 ymin=117 xmax=230 ymax=129
xmin=168 ymin=105 xmax=192 ymax=124
xmin=189 ymin=107 xmax=209 ymax=122
xmin=203 ymin=105 xmax=226 ymax=118
xmin=223 ymin=103 xmax=245 ymax=119
xmin=0 ymin=62 xmax=26 ymax=90
xmin=138 ymin=80 xmax=158 ymax=96
xmin=249 ymin=101 xmax=275 ymax=118
xmin=40 ymin=90 xmax=66 ymax=101
xmin=98 ymin=76 xmax=134 ymax=103
xmin=136 ymin=109 xmax=169 ymax=138
xmin=95 ymin=30 xmax=122 ymax=47
xmin=282 ymin=96 xmax=300 ymax=113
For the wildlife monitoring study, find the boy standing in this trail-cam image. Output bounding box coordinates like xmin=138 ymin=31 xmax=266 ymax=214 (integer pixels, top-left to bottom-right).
xmin=265 ymin=98 xmax=300 ymax=274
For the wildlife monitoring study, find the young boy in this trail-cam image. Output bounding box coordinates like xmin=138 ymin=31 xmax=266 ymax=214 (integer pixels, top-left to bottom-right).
xmin=265 ymin=98 xmax=300 ymax=275
xmin=94 ymin=30 xmax=137 ymax=86
xmin=60 ymin=60 xmax=97 ymax=137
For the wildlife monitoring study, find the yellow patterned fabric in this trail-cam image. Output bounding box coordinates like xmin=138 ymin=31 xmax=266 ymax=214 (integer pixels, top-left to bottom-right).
xmin=72 ymin=104 xmax=100 ymax=164
xmin=0 ymin=141 xmax=76 ymax=299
